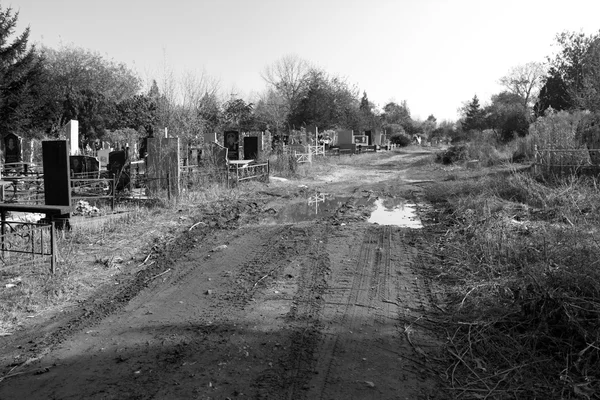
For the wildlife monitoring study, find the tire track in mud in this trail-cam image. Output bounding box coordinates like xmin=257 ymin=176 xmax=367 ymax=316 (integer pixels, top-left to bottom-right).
xmin=296 ymin=224 xmax=435 ymax=400
xmin=250 ymin=223 xmax=330 ymax=399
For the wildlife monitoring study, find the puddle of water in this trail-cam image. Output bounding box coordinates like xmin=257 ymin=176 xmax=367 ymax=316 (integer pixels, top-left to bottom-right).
xmin=266 ymin=194 xmax=351 ymax=224
xmin=367 ymin=198 xmax=423 ymax=228
xmin=262 ymin=193 xmax=423 ymax=228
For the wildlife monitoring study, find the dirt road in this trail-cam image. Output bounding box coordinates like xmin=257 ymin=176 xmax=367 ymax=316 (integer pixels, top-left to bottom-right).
xmin=0 ymin=149 xmax=445 ymax=399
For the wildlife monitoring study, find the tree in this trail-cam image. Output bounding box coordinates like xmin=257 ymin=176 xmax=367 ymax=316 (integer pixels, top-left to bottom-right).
xmin=421 ymin=114 xmax=437 ymax=137
xmin=485 ymin=91 xmax=530 ymax=141
xmin=534 ymin=67 xmax=572 ymax=116
xmin=499 ymin=62 xmax=544 ymax=109
xmin=262 ymin=55 xmax=311 ymax=125
xmin=115 ymin=93 xmax=158 ymax=136
xmin=462 ymin=95 xmax=485 ymax=132
xmin=358 ymin=91 xmax=379 ymax=131
xmin=0 ymin=6 xmax=45 ymax=136
xmin=254 ymin=88 xmax=287 ymax=133
xmin=288 ymin=69 xmax=361 ymax=131
xmin=542 ymin=30 xmax=600 ymax=112
xmin=381 ymin=101 xmax=412 ymax=135
xmin=40 ymin=44 xmax=141 ymax=139
xmin=222 ymin=98 xmax=255 ymax=130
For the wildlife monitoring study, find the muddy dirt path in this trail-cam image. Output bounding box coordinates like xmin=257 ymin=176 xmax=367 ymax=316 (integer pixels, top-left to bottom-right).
xmin=0 ymin=149 xmax=445 ymax=399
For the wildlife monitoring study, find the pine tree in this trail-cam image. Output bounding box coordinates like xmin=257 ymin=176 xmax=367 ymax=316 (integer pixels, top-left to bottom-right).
xmin=0 ymin=6 xmax=44 ymax=136
xmin=463 ymin=95 xmax=485 ymax=132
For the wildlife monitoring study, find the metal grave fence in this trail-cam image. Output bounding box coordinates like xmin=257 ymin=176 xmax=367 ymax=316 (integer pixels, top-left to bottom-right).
xmin=0 ymin=220 xmax=57 ymax=273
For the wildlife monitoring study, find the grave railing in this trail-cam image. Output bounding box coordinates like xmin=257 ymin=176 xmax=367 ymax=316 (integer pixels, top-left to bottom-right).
xmin=533 ymin=146 xmax=600 ymax=176
xmin=228 ymin=160 xmax=270 ymax=186
xmin=0 ymin=221 xmax=57 ymax=273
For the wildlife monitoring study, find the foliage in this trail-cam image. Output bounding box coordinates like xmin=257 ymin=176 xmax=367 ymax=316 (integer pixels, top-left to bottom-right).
xmin=485 ymin=91 xmax=530 ymax=142
xmin=436 ymin=131 xmax=511 ymax=166
xmin=358 ymin=91 xmax=380 ymax=131
xmin=435 ymin=144 xmax=469 ymax=164
xmin=40 ymin=44 xmax=141 ymax=139
xmin=288 ymin=69 xmax=360 ymax=131
xmin=222 ymin=98 xmax=255 ymax=130
xmin=535 ymin=67 xmax=572 ymax=116
xmin=389 ymin=133 xmax=412 ymax=147
xmin=381 ymin=101 xmax=413 ymax=135
xmin=528 ymin=109 xmax=587 ymax=149
xmin=0 ymin=6 xmax=45 ymax=137
xmin=537 ymin=30 xmax=600 ymax=114
xmin=115 ymin=93 xmax=158 ymax=135
xmin=461 ymin=95 xmax=485 ymax=132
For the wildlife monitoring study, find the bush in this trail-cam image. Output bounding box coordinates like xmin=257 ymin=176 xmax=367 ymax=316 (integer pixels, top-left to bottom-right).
xmin=435 ymin=144 xmax=469 ymax=164
xmin=389 ymin=133 xmax=412 ymax=147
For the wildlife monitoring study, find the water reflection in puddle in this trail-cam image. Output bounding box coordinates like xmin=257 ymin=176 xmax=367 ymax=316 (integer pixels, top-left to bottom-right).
xmin=368 ymin=198 xmax=423 ymax=228
xmin=263 ymin=193 xmax=423 ymax=228
xmin=268 ymin=193 xmax=349 ymax=224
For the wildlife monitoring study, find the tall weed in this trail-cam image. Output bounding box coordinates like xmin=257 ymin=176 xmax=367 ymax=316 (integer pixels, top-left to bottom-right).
xmin=423 ymin=171 xmax=600 ymax=398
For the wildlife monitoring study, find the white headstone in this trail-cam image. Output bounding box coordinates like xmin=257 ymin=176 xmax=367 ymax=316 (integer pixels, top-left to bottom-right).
xmin=97 ymin=149 xmax=110 ymax=168
xmin=66 ymin=120 xmax=79 ymax=155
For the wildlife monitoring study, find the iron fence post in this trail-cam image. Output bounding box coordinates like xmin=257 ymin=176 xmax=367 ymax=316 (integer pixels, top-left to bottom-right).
xmin=50 ymin=221 xmax=56 ymax=274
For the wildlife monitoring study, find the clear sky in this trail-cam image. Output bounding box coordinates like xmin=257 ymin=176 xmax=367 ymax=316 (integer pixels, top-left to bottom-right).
xmin=8 ymin=0 xmax=600 ymax=122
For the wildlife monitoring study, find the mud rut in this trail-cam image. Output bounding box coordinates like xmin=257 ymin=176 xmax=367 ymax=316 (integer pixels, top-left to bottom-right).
xmin=0 ymin=193 xmax=442 ymax=399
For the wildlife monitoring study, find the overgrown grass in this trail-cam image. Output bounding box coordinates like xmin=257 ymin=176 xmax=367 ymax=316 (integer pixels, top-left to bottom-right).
xmin=422 ymin=171 xmax=600 ymax=399
xmin=0 ymin=206 xmax=170 ymax=335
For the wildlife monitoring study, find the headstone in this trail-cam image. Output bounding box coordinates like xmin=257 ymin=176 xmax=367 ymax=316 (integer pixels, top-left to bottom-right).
xmin=204 ymin=132 xmax=217 ymax=144
xmin=4 ymin=133 xmax=22 ymax=164
xmin=337 ymin=130 xmax=353 ymax=145
xmin=108 ymin=150 xmax=129 ymax=190
xmin=65 ymin=120 xmax=79 ymax=155
xmin=42 ymin=140 xmax=71 ymax=206
xmin=224 ymin=131 xmax=239 ymax=160
xmin=97 ymin=149 xmax=110 ymax=169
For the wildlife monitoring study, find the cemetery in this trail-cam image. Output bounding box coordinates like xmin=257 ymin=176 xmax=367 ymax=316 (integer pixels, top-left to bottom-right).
xmin=0 ymin=121 xmax=279 ymax=272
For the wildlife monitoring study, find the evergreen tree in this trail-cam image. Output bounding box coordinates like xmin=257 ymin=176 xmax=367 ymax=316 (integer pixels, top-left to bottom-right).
xmin=462 ymin=95 xmax=485 ymax=132
xmin=0 ymin=6 xmax=44 ymax=136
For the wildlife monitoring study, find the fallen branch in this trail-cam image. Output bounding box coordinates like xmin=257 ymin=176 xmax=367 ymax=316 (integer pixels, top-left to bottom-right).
xmin=145 ymin=266 xmax=168 ymax=283
xmin=252 ymin=266 xmax=280 ymax=290
xmin=189 ymin=221 xmax=206 ymax=231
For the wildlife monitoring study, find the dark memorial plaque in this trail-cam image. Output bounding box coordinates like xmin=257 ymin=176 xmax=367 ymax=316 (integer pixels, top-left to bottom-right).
xmin=224 ymin=131 xmax=239 ymax=160
xmin=4 ymin=133 xmax=22 ymax=164
xmin=108 ymin=150 xmax=129 ymax=190
xmin=43 ymin=141 xmax=71 ymax=206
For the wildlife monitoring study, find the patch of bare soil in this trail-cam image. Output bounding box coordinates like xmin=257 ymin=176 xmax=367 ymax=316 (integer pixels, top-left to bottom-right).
xmin=0 ymin=148 xmax=450 ymax=399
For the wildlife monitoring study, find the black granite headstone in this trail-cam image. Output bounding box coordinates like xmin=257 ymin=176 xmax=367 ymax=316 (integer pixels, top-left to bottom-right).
xmin=42 ymin=140 xmax=71 ymax=206
xmin=224 ymin=131 xmax=239 ymax=160
xmin=4 ymin=133 xmax=22 ymax=164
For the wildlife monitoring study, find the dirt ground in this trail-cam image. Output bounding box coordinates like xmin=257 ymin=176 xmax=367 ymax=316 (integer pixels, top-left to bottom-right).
xmin=0 ymin=148 xmax=450 ymax=399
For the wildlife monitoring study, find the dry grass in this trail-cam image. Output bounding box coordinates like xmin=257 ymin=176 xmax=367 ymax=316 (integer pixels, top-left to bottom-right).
xmin=421 ymin=170 xmax=600 ymax=399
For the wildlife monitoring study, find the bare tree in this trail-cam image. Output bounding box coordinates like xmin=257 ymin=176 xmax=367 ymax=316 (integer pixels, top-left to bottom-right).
xmin=253 ymin=88 xmax=288 ymax=132
xmin=261 ymin=55 xmax=312 ymax=116
xmin=499 ymin=62 xmax=545 ymax=108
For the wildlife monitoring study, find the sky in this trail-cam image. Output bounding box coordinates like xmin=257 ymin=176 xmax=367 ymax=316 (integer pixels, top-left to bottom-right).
xmin=8 ymin=0 xmax=600 ymax=122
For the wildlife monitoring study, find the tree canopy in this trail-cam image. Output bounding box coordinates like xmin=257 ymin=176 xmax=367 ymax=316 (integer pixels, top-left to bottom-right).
xmin=0 ymin=6 xmax=45 ymax=136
